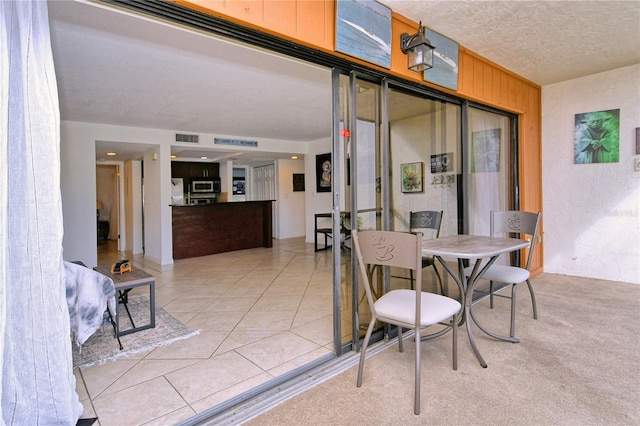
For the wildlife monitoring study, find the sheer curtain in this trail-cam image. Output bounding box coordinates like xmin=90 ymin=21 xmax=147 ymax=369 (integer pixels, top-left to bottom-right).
xmin=467 ymin=108 xmax=511 ymax=236
xmin=1 ymin=1 xmax=82 ymax=424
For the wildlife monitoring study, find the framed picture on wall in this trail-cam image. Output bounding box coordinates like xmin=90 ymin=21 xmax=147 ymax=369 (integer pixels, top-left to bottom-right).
xmin=316 ymin=153 xmax=331 ymax=192
xmin=574 ymin=109 xmax=620 ymax=164
xmin=293 ymin=173 xmax=305 ymax=192
xmin=471 ymin=128 xmax=501 ymax=172
xmin=430 ymin=152 xmax=453 ymax=173
xmin=335 ymin=0 xmax=392 ymax=69
xmin=424 ymin=28 xmax=459 ymax=91
xmin=401 ymin=162 xmax=423 ymax=193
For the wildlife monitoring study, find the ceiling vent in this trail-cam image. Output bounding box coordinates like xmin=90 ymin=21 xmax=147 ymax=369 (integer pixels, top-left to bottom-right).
xmin=175 ymin=133 xmax=199 ymax=143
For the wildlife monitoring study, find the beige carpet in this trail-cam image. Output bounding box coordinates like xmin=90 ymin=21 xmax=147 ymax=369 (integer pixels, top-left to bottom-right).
xmin=232 ymin=273 xmax=640 ymax=425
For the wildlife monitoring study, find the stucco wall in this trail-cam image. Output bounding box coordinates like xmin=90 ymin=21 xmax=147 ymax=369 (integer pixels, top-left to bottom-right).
xmin=542 ymin=64 xmax=640 ymax=284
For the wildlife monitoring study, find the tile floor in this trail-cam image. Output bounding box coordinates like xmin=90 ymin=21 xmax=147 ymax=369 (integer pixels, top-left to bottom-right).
xmin=77 ymin=237 xmax=335 ymax=425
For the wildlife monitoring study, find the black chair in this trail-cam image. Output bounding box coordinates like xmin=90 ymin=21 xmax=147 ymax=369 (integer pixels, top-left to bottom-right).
xmin=409 ymin=211 xmax=445 ymax=295
xmin=314 ymin=212 xmax=352 ymax=252
xmin=314 ymin=213 xmax=333 ymax=252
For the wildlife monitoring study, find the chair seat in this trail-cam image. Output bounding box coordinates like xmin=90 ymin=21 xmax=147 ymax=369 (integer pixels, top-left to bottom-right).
xmin=464 ymin=264 xmax=530 ymax=283
xmin=375 ymin=289 xmax=461 ymax=327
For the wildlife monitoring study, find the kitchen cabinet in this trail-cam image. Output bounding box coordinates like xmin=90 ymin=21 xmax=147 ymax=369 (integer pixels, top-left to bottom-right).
xmin=171 ymin=161 xmax=220 ymax=192
xmin=189 ymin=162 xmax=218 ymax=179
xmin=171 ymin=162 xmax=191 ymax=193
xmin=171 ymin=161 xmax=191 ymax=179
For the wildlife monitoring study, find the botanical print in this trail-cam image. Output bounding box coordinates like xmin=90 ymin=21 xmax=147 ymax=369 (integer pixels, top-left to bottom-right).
xmin=574 ymin=109 xmax=620 ymax=164
xmin=401 ymin=162 xmax=423 ymax=193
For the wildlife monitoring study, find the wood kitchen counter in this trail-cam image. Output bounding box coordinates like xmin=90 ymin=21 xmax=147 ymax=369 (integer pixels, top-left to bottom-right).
xmin=172 ymin=200 xmax=273 ymax=260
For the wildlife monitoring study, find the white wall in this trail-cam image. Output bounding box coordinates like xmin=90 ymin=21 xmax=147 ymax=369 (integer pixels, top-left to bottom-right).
xmin=61 ymin=121 xmax=98 ymax=267
xmin=124 ymin=160 xmax=143 ymax=254
xmin=141 ymin=147 xmax=172 ymax=265
xmin=304 ymin=137 xmax=333 ymax=244
xmin=61 ymin=121 xmax=168 ymax=267
xmin=276 ymin=159 xmax=306 ymax=239
xmin=61 ymin=121 xmax=315 ymax=265
xmin=542 ymin=64 xmax=640 ymax=284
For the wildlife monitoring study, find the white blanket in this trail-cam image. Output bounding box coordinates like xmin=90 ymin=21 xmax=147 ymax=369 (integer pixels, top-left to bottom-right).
xmin=64 ymin=261 xmax=117 ymax=346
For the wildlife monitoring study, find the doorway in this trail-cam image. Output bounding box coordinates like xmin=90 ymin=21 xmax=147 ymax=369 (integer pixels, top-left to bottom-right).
xmin=96 ymin=164 xmax=119 ymax=246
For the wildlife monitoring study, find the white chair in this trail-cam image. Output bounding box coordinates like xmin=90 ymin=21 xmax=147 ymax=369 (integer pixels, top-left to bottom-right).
xmin=467 ymin=210 xmax=542 ymax=338
xmin=352 ymin=230 xmax=461 ymax=415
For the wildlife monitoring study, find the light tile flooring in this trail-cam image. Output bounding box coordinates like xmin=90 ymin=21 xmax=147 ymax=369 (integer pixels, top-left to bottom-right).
xmin=77 ymin=238 xmax=335 ymax=425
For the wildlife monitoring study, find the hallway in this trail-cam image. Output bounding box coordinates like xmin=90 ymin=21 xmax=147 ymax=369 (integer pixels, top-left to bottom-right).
xmin=77 ymin=238 xmax=335 ymax=425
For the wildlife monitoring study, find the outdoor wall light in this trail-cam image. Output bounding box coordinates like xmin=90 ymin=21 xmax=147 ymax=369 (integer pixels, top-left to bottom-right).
xmin=400 ymin=22 xmax=435 ymax=72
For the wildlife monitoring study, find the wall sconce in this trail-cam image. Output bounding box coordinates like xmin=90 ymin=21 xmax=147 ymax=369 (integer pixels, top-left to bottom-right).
xmin=400 ymin=22 xmax=435 ymax=73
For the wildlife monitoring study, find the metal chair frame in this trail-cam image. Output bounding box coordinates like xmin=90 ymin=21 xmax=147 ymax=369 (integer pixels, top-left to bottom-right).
xmin=353 ymin=230 xmax=461 ymax=415
xmin=469 ymin=210 xmax=542 ymax=338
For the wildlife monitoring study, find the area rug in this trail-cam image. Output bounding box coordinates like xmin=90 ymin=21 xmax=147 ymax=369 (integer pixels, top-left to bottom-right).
xmin=72 ymin=295 xmax=199 ymax=369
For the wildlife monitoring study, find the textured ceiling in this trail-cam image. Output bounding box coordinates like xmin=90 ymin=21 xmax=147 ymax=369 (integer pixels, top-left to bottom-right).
xmin=378 ymin=0 xmax=640 ymax=86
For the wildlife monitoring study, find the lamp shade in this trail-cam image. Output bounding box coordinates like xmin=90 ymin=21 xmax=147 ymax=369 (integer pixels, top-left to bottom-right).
xmin=96 ymin=200 xmax=103 ymax=210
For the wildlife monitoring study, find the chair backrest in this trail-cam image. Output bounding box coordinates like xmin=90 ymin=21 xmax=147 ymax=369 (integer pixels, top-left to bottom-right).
xmin=410 ymin=210 xmax=443 ymax=240
xmin=352 ymin=230 xmax=423 ymax=317
xmin=490 ymin=210 xmax=542 ymax=270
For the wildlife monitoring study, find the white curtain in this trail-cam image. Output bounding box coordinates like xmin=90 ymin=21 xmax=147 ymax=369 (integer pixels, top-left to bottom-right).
xmin=1 ymin=1 xmax=82 ymax=424
xmin=467 ymin=108 xmax=510 ymax=236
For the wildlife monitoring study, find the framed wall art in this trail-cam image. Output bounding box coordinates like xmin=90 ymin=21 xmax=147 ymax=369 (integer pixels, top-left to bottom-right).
xmin=316 ymin=153 xmax=332 ymax=192
xmin=424 ymin=28 xmax=459 ymax=91
xmin=430 ymin=152 xmax=453 ymax=173
xmin=293 ymin=173 xmax=305 ymax=192
xmin=471 ymin=128 xmax=501 ymax=172
xmin=335 ymin=0 xmax=392 ymax=69
xmin=574 ymin=109 xmax=620 ymax=164
xmin=401 ymin=162 xmax=423 ymax=193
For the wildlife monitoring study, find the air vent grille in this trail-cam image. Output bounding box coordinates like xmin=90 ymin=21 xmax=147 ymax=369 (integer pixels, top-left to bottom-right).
xmin=175 ymin=133 xmax=199 ymax=143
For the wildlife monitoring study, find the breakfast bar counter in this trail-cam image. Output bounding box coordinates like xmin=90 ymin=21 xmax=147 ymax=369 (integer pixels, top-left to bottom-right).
xmin=171 ymin=200 xmax=273 ymax=260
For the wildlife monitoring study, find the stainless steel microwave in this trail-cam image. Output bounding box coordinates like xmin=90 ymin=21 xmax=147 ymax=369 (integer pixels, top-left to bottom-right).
xmin=191 ymin=179 xmax=220 ymax=193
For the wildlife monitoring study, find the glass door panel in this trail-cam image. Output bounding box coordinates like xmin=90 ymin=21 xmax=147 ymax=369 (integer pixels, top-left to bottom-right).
xmin=338 ymin=74 xmax=385 ymax=348
xmin=466 ymin=108 xmax=513 ymax=236
xmin=388 ymin=89 xmax=461 ymax=238
xmin=387 ymin=88 xmax=461 ymax=296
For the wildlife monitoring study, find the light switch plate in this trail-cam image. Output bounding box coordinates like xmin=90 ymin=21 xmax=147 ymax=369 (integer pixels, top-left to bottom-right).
xmin=635 ymin=157 xmax=640 ymax=172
